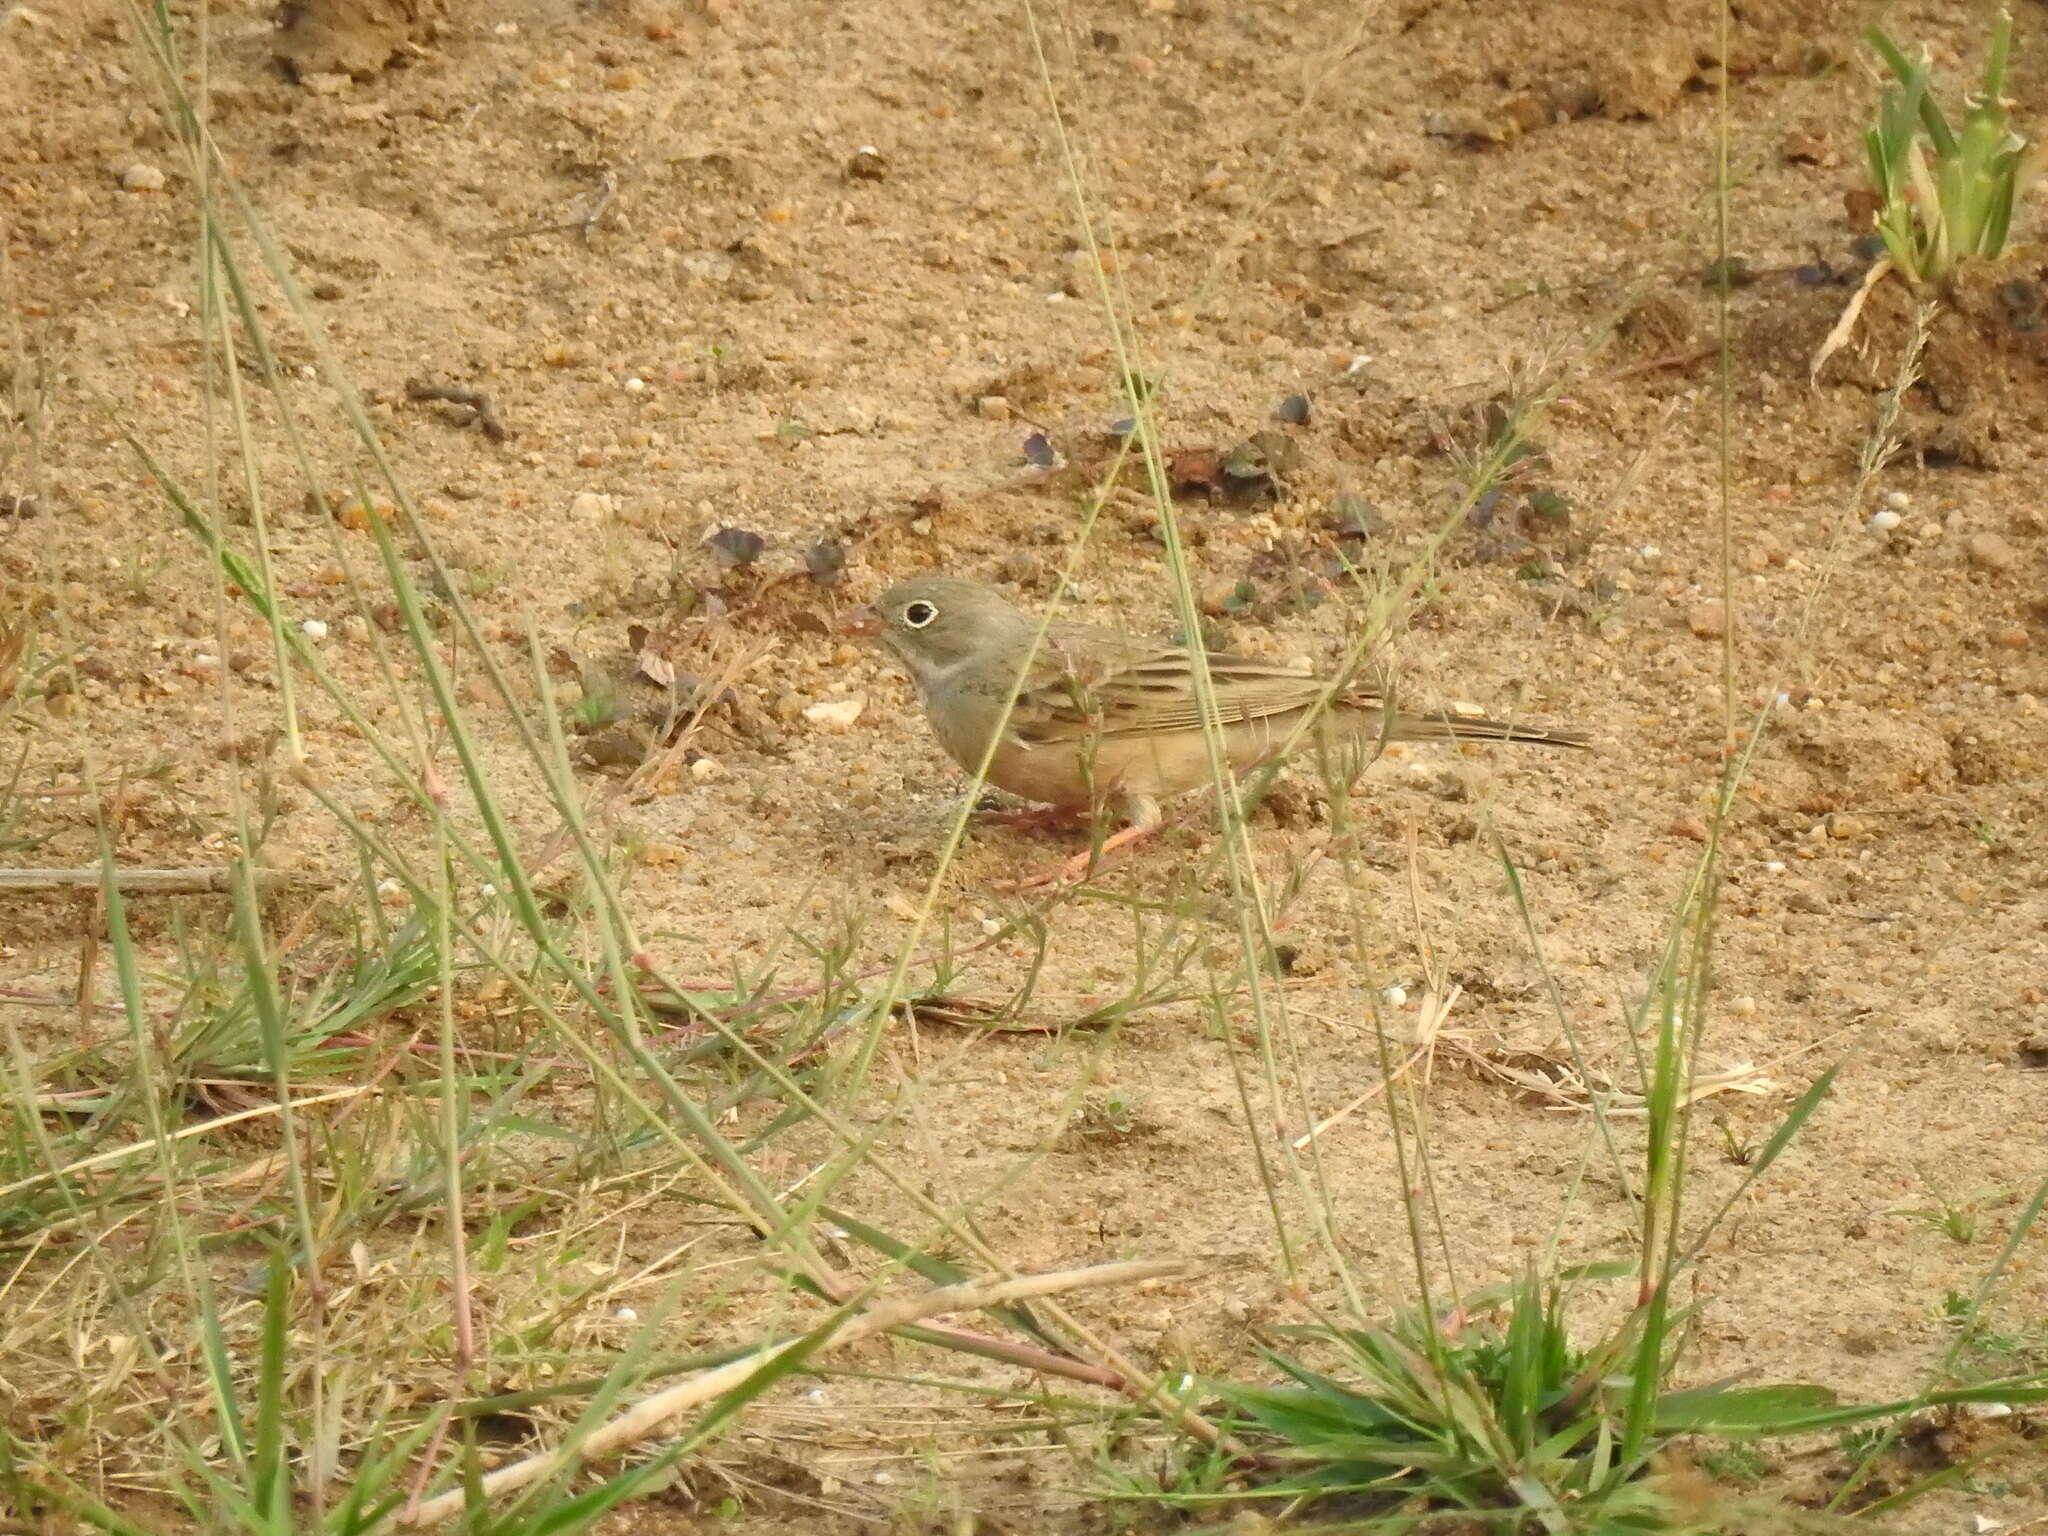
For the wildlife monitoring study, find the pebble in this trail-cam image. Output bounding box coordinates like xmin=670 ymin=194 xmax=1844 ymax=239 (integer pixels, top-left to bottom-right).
xmin=300 ymin=618 xmax=328 ymax=642
xmin=1828 ymin=814 xmax=1867 ymax=840
xmin=569 ymin=491 xmax=613 ymax=523
xmin=975 ymin=395 xmax=1011 ymax=421
xmin=1062 ymin=248 xmax=1106 ymax=297
xmin=1687 ymin=600 xmax=1727 ymax=639
xmin=1966 ymin=531 xmax=2017 ymax=572
xmin=1867 ymin=509 xmax=1901 ymax=534
xmin=803 ymin=695 xmax=866 ymax=729
xmin=120 ymin=162 xmax=166 ymax=192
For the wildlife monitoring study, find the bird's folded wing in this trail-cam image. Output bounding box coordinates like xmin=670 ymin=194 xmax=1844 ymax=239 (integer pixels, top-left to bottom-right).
xmin=1011 ymin=633 xmax=1357 ymax=742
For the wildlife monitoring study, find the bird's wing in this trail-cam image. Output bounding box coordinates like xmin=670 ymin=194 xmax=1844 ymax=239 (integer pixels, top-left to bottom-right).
xmin=1008 ymin=624 xmax=1350 ymax=744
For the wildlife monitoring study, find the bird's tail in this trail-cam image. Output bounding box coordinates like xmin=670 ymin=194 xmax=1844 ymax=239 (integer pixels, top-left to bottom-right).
xmin=1381 ymin=708 xmax=1591 ymax=750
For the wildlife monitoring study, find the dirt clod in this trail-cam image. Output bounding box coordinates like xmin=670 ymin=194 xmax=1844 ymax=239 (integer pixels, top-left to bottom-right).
xmin=1966 ymin=531 xmax=2018 ymax=573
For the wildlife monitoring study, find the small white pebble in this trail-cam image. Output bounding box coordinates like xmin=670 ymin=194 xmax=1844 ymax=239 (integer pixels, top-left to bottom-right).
xmin=480 ymin=882 xmax=497 ymax=898
xmin=1867 ymin=509 xmax=1902 ymax=534
xmin=1884 ymin=489 xmax=1910 ymax=510
xmin=803 ymin=695 xmax=866 ymax=729
xmin=623 ymin=376 xmax=645 ymax=393
xmin=804 ymin=1386 xmax=828 ymax=1403
xmin=1638 ymin=543 xmax=1661 ymax=559
xmin=1774 ymin=691 xmax=1791 ymax=708
xmin=299 ymin=618 xmax=329 ymax=641
xmin=492 ymin=20 xmax=518 ymax=35
xmin=1344 ymin=353 xmax=1374 ymax=376
xmin=979 ymin=917 xmax=1000 ymax=936
xmin=1381 ymin=985 xmax=1408 ymax=1007
xmin=1764 ymin=860 xmax=1787 ymax=874
xmin=614 ymin=1306 xmax=637 ymax=1322
xmin=119 ymin=161 xmax=166 ymax=192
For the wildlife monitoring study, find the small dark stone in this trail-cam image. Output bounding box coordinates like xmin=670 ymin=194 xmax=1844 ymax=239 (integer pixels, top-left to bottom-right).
xmin=1022 ymin=432 xmax=1057 ymax=468
xmin=706 ymin=526 xmax=766 ymax=568
xmin=1998 ymin=278 xmax=2043 ymax=333
xmin=1700 ymin=256 xmax=1753 ymax=291
xmin=1526 ymin=487 xmax=1572 ymax=525
xmin=1326 ymin=492 xmax=1384 ymax=541
xmin=1274 ymin=393 xmax=1312 ymax=425
xmin=803 ymin=539 xmax=846 ymax=586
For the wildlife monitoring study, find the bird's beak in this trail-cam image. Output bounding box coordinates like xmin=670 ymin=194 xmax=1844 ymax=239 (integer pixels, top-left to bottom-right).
xmin=838 ymin=604 xmax=882 ymax=639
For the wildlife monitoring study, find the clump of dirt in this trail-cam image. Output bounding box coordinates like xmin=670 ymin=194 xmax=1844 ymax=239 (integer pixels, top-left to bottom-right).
xmin=274 ymin=0 xmax=445 ymax=80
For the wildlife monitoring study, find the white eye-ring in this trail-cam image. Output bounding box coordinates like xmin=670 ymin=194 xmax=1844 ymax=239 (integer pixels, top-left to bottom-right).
xmin=902 ymin=600 xmax=938 ymax=629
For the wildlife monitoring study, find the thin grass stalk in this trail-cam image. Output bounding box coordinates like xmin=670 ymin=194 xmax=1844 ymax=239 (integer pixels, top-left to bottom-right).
xmin=427 ymin=835 xmax=478 ymax=1498
xmin=126 ymin=2 xmax=307 ymax=765
xmin=1021 ymin=3 xmax=1289 ymax=1198
xmin=1493 ymin=845 xmax=1633 ymax=1208
xmin=1622 ymin=5 xmax=1742 ymax=1465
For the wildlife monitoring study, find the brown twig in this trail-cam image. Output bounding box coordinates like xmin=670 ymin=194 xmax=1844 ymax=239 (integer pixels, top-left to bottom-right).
xmin=1606 ymin=345 xmax=1719 ymax=381
xmin=394 ymin=1258 xmax=1196 ymax=1527
xmin=0 ymin=867 xmax=321 ymax=895
xmin=403 ymin=378 xmax=513 ymax=441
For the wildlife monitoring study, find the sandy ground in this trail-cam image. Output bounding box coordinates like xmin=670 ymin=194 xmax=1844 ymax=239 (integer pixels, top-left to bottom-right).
xmin=3 ymin=0 xmax=2044 ymax=1529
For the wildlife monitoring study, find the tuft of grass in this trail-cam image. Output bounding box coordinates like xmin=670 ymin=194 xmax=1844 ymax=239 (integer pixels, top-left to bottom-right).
xmin=1862 ymin=10 xmax=2031 ymax=289
xmin=1188 ymin=1252 xmax=2047 ymax=1529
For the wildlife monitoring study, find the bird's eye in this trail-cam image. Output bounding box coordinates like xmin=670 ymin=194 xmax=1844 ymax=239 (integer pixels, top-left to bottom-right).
xmin=902 ymin=600 xmax=938 ymax=629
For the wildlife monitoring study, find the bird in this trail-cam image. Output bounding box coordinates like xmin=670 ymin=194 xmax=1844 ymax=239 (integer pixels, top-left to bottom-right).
xmin=845 ymin=575 xmax=1589 ymax=885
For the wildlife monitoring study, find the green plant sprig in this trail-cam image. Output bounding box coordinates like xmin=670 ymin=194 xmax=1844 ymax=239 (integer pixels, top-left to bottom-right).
xmin=1863 ymin=10 xmax=2029 ymax=287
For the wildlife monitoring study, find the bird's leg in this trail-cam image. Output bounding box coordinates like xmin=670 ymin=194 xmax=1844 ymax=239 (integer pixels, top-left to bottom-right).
xmin=1003 ymin=794 xmax=1166 ymax=891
